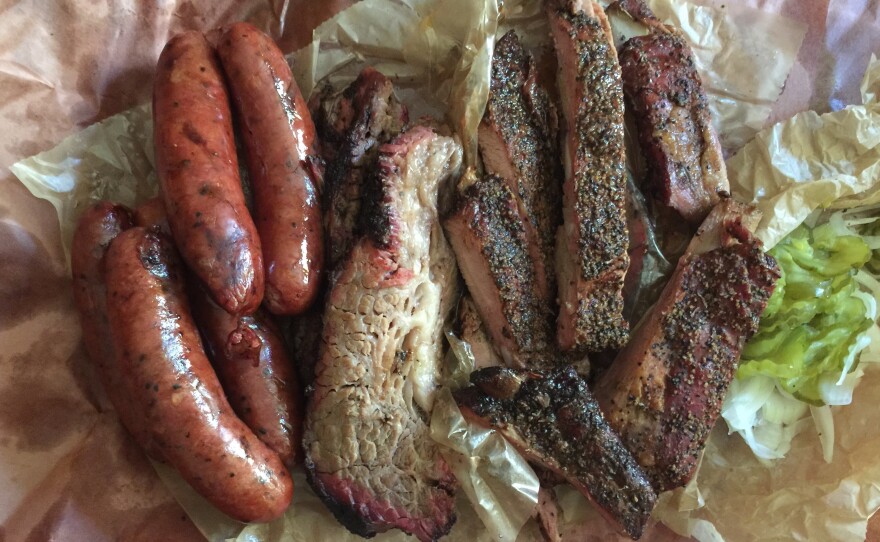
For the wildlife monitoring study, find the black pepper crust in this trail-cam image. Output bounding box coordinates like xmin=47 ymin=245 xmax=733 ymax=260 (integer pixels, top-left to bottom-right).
xmin=455 ymin=366 xmax=656 ymax=540
xmin=596 ymin=204 xmax=780 ymax=492
xmin=550 ymin=2 xmax=630 ymax=353
xmin=647 ymin=241 xmax=778 ymax=489
xmin=481 ymin=30 xmax=563 ymax=292
xmin=572 ymin=267 xmax=630 ymax=348
xmin=444 ymin=174 xmax=555 ymax=367
xmin=616 ymin=0 xmax=729 ymax=223
xmin=563 ymin=11 xmax=628 ymax=276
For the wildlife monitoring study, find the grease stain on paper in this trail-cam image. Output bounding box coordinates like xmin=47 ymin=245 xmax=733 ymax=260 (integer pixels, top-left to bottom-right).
xmin=0 ymin=223 xmax=69 ymax=331
xmin=0 ymin=332 xmax=94 ymax=452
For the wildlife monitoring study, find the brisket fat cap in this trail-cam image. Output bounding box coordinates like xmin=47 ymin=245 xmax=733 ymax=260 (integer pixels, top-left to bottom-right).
xmin=304 ymin=125 xmax=462 ymax=542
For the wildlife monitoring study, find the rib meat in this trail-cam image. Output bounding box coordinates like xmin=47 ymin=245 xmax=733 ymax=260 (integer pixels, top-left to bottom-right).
xmin=479 ymin=30 xmax=562 ymax=296
xmin=534 ymin=486 xmax=563 ymax=542
xmin=304 ymin=126 xmax=462 ymax=542
xmin=548 ymin=0 xmax=630 ymax=353
xmin=456 ymin=294 xmax=503 ymax=370
xmin=595 ymin=199 xmax=780 ymax=491
xmin=615 ymin=0 xmax=729 ymax=223
xmin=443 ymin=171 xmax=555 ymax=368
xmin=455 ymin=366 xmax=656 ymax=539
xmin=310 ymin=67 xmax=409 ymax=270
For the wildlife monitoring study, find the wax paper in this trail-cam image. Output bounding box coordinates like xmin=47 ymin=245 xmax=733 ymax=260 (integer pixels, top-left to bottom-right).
xmin=4 ymin=0 xmax=880 ymax=541
xmin=731 ymin=54 xmax=880 ymax=250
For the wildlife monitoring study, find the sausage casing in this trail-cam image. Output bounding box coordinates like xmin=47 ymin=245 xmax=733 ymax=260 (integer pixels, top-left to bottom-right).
xmin=104 ymin=226 xmax=291 ymax=522
xmin=217 ymin=23 xmax=324 ymax=315
xmin=153 ymin=31 xmax=264 ymax=315
xmin=134 ymin=195 xmax=304 ymax=465
xmin=193 ymin=294 xmax=304 ymax=467
xmin=132 ymin=196 xmax=170 ymax=234
xmin=71 ymin=202 xmax=167 ymax=459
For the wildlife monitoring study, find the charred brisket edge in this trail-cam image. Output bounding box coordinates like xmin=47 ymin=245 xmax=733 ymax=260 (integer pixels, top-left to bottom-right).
xmin=359 ymin=149 xmax=396 ymax=250
xmin=303 ymin=458 xmax=379 ymax=539
xmin=304 ymin=460 xmax=458 ymax=541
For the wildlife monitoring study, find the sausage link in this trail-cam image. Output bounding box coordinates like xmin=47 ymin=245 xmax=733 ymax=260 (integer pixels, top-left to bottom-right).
xmin=217 ymin=23 xmax=324 ymax=316
xmin=132 ymin=196 xmax=170 ymax=234
xmin=71 ymin=202 xmax=167 ymax=459
xmin=153 ymin=31 xmax=264 ymax=315
xmin=104 ymin=227 xmax=292 ymax=522
xmin=135 ymin=196 xmax=304 ymax=466
xmin=193 ymin=295 xmax=304 ymax=467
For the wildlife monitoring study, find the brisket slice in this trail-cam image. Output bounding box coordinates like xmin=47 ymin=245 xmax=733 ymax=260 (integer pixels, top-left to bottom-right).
xmin=595 ymin=199 xmax=780 ymax=491
xmin=304 ymin=126 xmax=462 ymax=542
xmin=455 ymin=366 xmax=656 ymax=539
xmin=548 ymin=0 xmax=630 ymax=354
xmin=310 ymin=67 xmax=409 ymax=271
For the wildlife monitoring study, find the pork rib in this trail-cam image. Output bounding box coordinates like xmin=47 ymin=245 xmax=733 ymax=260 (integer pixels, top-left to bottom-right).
xmin=304 ymin=126 xmax=462 ymax=542
xmin=443 ymin=171 xmax=555 ymax=368
xmin=479 ymin=30 xmax=562 ymax=297
xmin=595 ymin=199 xmax=780 ymax=491
xmin=615 ymin=0 xmax=729 ymax=223
xmin=455 ymin=366 xmax=656 ymax=539
xmin=548 ymin=0 xmax=630 ymax=353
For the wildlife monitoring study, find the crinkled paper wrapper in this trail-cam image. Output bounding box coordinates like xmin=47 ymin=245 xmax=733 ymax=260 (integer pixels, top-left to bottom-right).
xmin=6 ymin=0 xmax=880 ymax=541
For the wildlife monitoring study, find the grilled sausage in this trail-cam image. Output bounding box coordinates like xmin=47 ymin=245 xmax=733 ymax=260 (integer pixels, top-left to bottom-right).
xmin=132 ymin=196 xmax=170 ymax=234
xmin=217 ymin=23 xmax=324 ymax=315
xmin=71 ymin=202 xmax=167 ymax=459
xmin=104 ymin=226 xmax=292 ymax=522
xmin=133 ymin=196 xmax=304 ymax=467
xmin=153 ymin=31 xmax=264 ymax=315
xmin=192 ymin=295 xmax=304 ymax=467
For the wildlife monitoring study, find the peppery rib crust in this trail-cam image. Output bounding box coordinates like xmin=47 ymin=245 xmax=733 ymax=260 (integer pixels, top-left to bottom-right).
xmin=480 ymin=30 xmax=562 ymax=299
xmin=443 ymin=172 xmax=555 ymax=368
xmin=595 ymin=200 xmax=780 ymax=491
xmin=455 ymin=366 xmax=657 ymax=539
xmin=549 ymin=0 xmax=630 ymax=353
